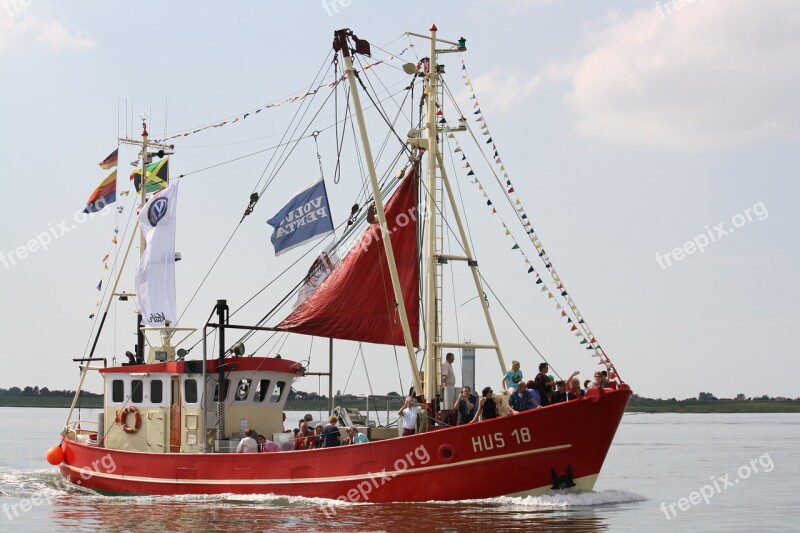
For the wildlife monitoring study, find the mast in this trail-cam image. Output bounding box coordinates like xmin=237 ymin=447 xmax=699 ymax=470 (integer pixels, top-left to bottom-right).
xmin=118 ymin=118 xmax=173 ymax=362
xmin=406 ymin=27 xmax=508 ymax=401
xmin=333 ymin=29 xmax=424 ymax=398
xmin=423 ymin=24 xmax=440 ymax=406
xmin=137 ymin=122 xmax=148 ymax=360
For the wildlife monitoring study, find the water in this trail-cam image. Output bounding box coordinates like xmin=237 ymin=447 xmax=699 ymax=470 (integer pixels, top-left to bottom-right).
xmin=1 ymin=407 xmax=798 ymax=532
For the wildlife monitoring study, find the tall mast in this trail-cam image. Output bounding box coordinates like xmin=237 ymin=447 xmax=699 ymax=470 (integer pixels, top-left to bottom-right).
xmin=333 ymin=29 xmax=424 ymax=398
xmin=119 ymin=117 xmax=173 ymax=361
xmin=406 ymin=27 xmax=508 ymax=401
xmin=422 ymin=24 xmax=440 ymax=406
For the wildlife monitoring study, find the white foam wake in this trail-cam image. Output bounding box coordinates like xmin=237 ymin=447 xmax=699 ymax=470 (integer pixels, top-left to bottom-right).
xmin=443 ymin=490 xmax=646 ymax=508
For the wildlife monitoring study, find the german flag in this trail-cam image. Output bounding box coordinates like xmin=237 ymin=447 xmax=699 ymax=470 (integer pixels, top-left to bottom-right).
xmin=98 ymin=148 xmax=118 ymax=169
xmin=83 ymin=170 xmax=117 ymax=213
xmin=130 ymin=157 xmax=168 ymax=193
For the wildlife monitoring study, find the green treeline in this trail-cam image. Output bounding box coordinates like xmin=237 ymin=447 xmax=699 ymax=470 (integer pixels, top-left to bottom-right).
xmin=1 ymin=387 xmax=798 ymax=412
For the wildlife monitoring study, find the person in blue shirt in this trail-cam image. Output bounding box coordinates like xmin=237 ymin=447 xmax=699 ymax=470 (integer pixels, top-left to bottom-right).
xmin=347 ymin=427 xmax=369 ymax=444
xmin=502 ymin=360 xmax=524 ymax=391
xmin=508 ymin=381 xmax=541 ymax=412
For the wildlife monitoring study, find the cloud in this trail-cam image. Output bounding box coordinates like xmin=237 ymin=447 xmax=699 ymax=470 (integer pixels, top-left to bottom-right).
xmin=0 ymin=10 xmax=94 ymax=53
xmin=460 ymin=68 xmax=542 ymax=114
xmin=564 ymin=1 xmax=800 ymax=150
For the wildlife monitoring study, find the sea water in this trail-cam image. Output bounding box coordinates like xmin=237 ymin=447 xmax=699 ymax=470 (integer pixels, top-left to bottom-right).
xmin=1 ymin=407 xmax=798 ymax=532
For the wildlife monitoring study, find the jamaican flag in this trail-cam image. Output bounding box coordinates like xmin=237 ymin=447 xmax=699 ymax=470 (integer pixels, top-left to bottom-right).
xmin=130 ymin=158 xmax=169 ymax=193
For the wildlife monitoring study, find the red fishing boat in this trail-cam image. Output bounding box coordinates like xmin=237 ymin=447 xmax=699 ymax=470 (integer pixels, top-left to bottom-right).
xmin=49 ymin=26 xmax=631 ymax=502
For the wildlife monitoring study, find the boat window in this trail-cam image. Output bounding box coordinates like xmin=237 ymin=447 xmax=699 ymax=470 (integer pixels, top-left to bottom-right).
xmin=184 ymin=379 xmax=198 ymax=403
xmin=271 ymin=381 xmax=285 ymax=404
xmin=150 ymin=380 xmax=163 ymax=404
xmin=255 ymin=379 xmax=270 ymax=402
xmin=213 ymin=379 xmax=230 ymax=402
xmin=235 ymin=379 xmax=251 ymax=402
xmin=131 ymin=380 xmax=143 ymax=404
xmin=112 ymin=380 xmax=124 ymax=403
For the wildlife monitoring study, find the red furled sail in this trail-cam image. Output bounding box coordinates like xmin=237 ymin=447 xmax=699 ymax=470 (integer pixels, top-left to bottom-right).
xmin=277 ymin=168 xmax=419 ymax=346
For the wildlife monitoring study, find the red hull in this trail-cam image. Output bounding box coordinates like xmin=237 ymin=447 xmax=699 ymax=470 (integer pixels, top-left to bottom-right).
xmin=59 ymin=386 xmax=630 ymax=502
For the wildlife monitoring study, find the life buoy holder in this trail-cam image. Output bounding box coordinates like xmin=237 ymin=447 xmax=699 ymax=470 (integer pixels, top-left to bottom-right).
xmin=117 ymin=406 xmax=141 ymax=434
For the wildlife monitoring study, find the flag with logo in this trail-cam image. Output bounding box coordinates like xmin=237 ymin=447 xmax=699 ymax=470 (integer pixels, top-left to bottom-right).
xmin=267 ymin=178 xmax=334 ymax=255
xmin=135 ymin=183 xmax=179 ymax=327
xmin=294 ymin=241 xmax=339 ymax=308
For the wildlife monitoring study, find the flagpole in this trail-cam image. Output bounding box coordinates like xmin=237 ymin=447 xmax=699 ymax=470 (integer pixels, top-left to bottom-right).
xmin=137 ymin=121 xmax=149 ymax=360
xmin=118 ymin=119 xmax=173 ymax=362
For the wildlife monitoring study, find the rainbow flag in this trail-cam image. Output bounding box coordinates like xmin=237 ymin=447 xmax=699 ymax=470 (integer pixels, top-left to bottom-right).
xmin=83 ymin=170 xmax=117 ymax=213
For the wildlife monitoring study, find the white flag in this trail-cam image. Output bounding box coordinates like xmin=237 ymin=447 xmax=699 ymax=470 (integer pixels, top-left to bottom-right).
xmin=294 ymin=241 xmax=339 ymax=309
xmin=135 ymin=183 xmax=179 ymax=327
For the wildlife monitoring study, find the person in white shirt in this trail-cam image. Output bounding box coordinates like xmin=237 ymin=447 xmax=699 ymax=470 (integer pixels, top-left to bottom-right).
xmin=398 ymin=396 xmax=421 ymax=436
xmin=441 ymin=352 xmax=456 ymax=410
xmin=237 ymin=428 xmax=258 ymax=453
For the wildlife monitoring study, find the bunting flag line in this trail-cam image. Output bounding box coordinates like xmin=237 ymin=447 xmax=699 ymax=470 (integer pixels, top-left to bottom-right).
xmin=452 ymin=55 xmax=620 ymax=378
xmin=153 ymin=46 xmax=409 ymax=144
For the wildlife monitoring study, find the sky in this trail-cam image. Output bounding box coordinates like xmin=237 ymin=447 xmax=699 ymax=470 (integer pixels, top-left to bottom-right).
xmin=0 ymin=0 xmax=798 ymax=401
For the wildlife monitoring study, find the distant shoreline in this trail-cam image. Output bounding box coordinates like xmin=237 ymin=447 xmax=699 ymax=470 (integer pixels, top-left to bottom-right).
xmin=1 ymin=397 xmax=798 ymax=413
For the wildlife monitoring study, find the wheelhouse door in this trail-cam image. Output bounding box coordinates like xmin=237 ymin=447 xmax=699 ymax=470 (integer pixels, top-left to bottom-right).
xmin=170 ymin=376 xmax=181 ymax=452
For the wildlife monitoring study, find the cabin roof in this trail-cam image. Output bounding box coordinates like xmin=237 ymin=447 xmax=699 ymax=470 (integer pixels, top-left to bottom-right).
xmin=99 ymin=356 xmax=304 ymax=376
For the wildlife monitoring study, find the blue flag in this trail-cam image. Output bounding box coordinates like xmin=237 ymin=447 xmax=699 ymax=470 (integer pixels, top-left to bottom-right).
xmin=267 ymin=178 xmax=334 ymax=255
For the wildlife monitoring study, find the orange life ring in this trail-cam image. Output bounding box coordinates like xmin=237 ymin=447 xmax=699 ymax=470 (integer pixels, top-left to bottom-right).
xmin=117 ymin=406 xmax=141 ymax=434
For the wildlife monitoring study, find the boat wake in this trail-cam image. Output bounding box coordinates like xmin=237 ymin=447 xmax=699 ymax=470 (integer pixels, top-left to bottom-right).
xmin=2 ymin=469 xmax=643 ymax=512
xmin=0 ymin=468 xmax=70 ymax=499
xmin=449 ymin=490 xmax=647 ymax=508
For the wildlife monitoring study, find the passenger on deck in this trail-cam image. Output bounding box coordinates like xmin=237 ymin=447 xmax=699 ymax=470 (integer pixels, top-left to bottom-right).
xmin=311 ymin=423 xmax=324 ymax=448
xmin=508 ymin=381 xmax=541 ymax=412
xmin=398 ymin=396 xmax=421 ymax=436
xmin=321 ymin=416 xmax=341 ymax=447
xmin=347 ymin=427 xmax=369 ymax=444
xmin=441 ymin=352 xmax=456 ymax=410
xmin=532 ymin=363 xmax=555 ymax=406
xmin=236 ymin=429 xmax=258 ymax=453
xmin=454 ymin=387 xmax=475 ymax=425
xmin=567 ymin=376 xmax=585 ymax=400
xmin=551 ymin=381 xmax=567 ymax=404
xmin=259 ymin=435 xmax=280 ymax=452
xmin=471 ymin=387 xmax=499 ymax=422
xmin=593 ymin=370 xmax=608 ymax=388
xmin=294 ymin=422 xmax=311 ymax=450
xmin=502 ymin=360 xmax=524 ymax=391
